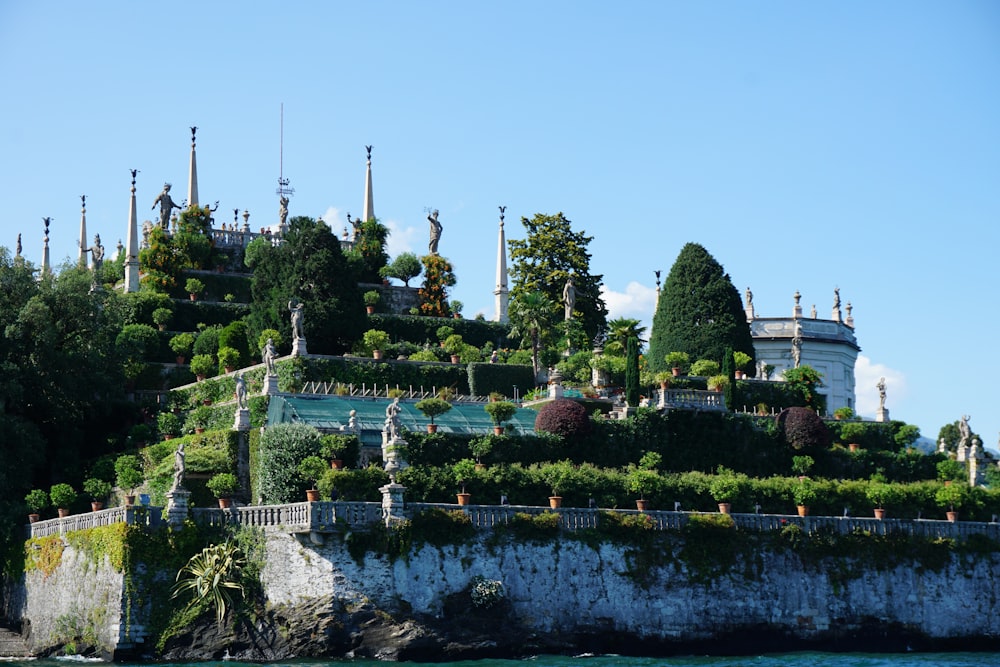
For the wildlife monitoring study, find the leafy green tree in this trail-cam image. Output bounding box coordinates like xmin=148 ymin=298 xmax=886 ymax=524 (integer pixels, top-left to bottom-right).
xmin=781 ymin=365 xmax=826 ymax=412
xmin=647 ymin=243 xmax=754 ymax=374
xmin=508 ymin=212 xmax=607 ymax=343
xmin=508 ymin=291 xmax=556 ymax=378
xmin=603 ymin=317 xmax=646 ymax=356
xmin=937 ymin=420 xmax=978 ymax=453
xmin=379 ymin=251 xmax=422 ymax=286
xmin=347 ymin=217 xmax=390 ymax=283
xmin=248 ymin=216 xmax=365 ymax=355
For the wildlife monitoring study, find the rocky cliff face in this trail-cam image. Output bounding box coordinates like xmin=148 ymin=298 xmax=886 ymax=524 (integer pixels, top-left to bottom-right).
xmin=18 ymin=529 xmax=1000 ymax=660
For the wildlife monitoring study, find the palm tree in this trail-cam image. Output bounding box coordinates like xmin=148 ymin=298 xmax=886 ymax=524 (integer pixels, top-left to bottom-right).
xmin=603 ymin=317 xmax=647 ymax=356
xmin=508 ymin=291 xmax=555 ymax=378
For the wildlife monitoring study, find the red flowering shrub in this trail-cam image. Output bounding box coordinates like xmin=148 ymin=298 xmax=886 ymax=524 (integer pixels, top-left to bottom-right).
xmin=776 ymin=406 xmax=830 ymax=451
xmin=534 ymin=399 xmax=591 ymax=439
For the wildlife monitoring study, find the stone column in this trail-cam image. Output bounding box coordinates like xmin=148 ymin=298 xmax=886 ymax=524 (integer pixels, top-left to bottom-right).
xmin=379 ymin=482 xmax=408 ymax=527
xmin=262 ymin=374 xmax=278 ymax=395
xmin=165 ymin=489 xmax=190 ymax=527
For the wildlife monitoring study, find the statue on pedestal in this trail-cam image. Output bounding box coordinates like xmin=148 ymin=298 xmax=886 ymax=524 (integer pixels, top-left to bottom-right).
xmin=235 ymin=373 xmax=248 ymax=410
xmin=278 ymin=195 xmax=289 ymax=228
xmin=289 ymin=300 xmax=305 ymax=342
xmin=384 ymin=397 xmax=401 ymax=442
xmin=171 ymin=442 xmax=186 ymax=491
xmin=877 ymin=377 xmax=887 ymax=411
xmin=427 ymin=209 xmax=442 ymax=254
xmin=82 ymin=234 xmax=105 ymax=276
xmin=563 ymin=276 xmax=576 ymax=321
xmin=262 ymin=337 xmax=277 ymax=376
xmin=152 ymin=183 xmax=182 ymax=229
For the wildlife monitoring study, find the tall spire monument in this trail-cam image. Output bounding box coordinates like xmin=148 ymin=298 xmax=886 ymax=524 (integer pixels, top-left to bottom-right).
xmin=362 ymin=145 xmax=374 ymax=222
xmin=494 ymin=206 xmax=509 ymax=323
xmin=187 ymin=127 xmax=199 ymax=208
xmin=124 ymin=170 xmax=140 ymax=293
xmin=78 ymin=195 xmax=88 ymax=267
xmin=40 ymin=217 xmax=51 ymax=277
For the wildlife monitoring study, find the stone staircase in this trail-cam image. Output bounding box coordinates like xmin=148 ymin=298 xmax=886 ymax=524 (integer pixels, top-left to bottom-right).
xmin=0 ymin=626 xmax=31 ymax=659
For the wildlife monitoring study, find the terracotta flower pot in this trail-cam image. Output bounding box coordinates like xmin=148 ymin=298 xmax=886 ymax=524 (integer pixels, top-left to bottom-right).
xmin=672 ymin=368 xmax=680 ymax=377
xmin=123 ymin=495 xmax=136 ymax=506
xmin=797 ymin=505 xmax=809 ymax=517
xmin=91 ymin=501 xmax=104 ymax=512
xmin=493 ymin=426 xmax=503 ymax=435
xmin=57 ymin=508 xmax=70 ymax=518
xmin=28 ymin=514 xmax=40 ymax=523
xmin=306 ymin=489 xmax=320 ymax=502
xmin=450 ymin=355 xmax=460 ymax=364
xmin=718 ymin=502 xmax=732 ymax=514
xmin=456 ymin=492 xmax=471 ymax=506
xmin=176 ymin=356 xmax=186 ymax=365
xmin=946 ymin=511 xmax=958 ymax=522
xmin=849 ymin=443 xmax=859 ymax=452
xmin=218 ymin=497 xmax=232 ymax=509
xmin=549 ymin=496 xmax=563 ymax=509
xmin=366 ymin=306 xmax=375 ymax=315
xmin=873 ymin=508 xmax=886 ymax=520
xmin=635 ymin=499 xmax=649 ymax=511
xmin=330 ymin=459 xmax=344 ymax=469
xmin=189 ymin=294 xmax=197 ymax=301
xmin=427 ymin=424 xmax=438 ymax=433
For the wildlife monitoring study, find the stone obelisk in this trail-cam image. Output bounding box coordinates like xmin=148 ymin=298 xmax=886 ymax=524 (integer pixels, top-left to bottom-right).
xmin=124 ymin=170 xmax=140 ymax=293
xmin=494 ymin=206 xmax=509 ymax=323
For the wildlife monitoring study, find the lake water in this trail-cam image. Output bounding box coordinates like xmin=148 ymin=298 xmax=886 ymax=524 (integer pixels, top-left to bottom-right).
xmin=3 ymin=653 xmax=998 ymax=667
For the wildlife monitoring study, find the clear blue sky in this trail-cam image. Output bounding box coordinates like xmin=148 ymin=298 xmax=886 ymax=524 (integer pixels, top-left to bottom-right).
xmin=2 ymin=2 xmax=998 ymax=448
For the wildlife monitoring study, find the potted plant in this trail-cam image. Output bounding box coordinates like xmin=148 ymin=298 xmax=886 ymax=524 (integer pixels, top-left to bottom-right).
xmin=169 ymin=332 xmax=196 ymax=365
xmin=733 ymin=351 xmax=752 ymax=379
xmin=791 ymin=455 xmax=814 ymax=479
xmin=362 ymin=329 xmax=391 ymax=360
xmin=833 ymin=406 xmax=855 ymax=421
xmin=298 ymin=456 xmax=328 ymax=502
xmin=189 ymin=353 xmax=216 ymax=381
xmin=50 ymin=483 xmax=76 ymax=518
xmin=935 ymin=483 xmax=965 ymax=522
xmin=866 ymin=475 xmax=900 ymax=520
xmin=664 ymin=351 xmax=689 ymax=376
xmin=320 ymin=434 xmax=353 ymax=469
xmin=540 ymin=460 xmax=575 ymax=509
xmin=469 ymin=435 xmax=494 ymax=469
xmin=442 ymin=334 xmax=465 ymax=363
xmin=792 ymin=478 xmax=817 ymax=517
xmin=452 ymin=458 xmax=477 ymax=506
xmin=152 ymin=307 xmax=173 ymax=331
xmin=708 ymin=467 xmax=745 ymax=514
xmin=436 ymin=325 xmax=454 ymax=347
xmin=363 ymin=290 xmax=381 ymax=315
xmin=756 ymin=402 xmax=769 ymax=416
xmin=415 ymin=397 xmax=451 ymax=433
xmin=185 ymin=277 xmax=205 ymax=301
xmin=185 ymin=405 xmax=213 ymax=434
xmin=115 ymin=455 xmax=144 ymax=505
xmin=450 ymin=300 xmax=464 ymax=319
xmin=25 ymin=489 xmax=48 ymax=523
xmin=484 ymin=400 xmax=517 ymax=435
xmin=83 ymin=478 xmax=112 ymax=512
xmin=157 ymin=411 xmax=181 ymax=440
xmin=840 ymin=422 xmax=866 ymax=452
xmin=654 ymin=370 xmax=673 ymax=391
xmin=206 ymin=472 xmax=239 ymax=508
xmin=707 ymin=374 xmax=729 ymax=392
xmin=217 ymin=346 xmax=240 ymax=374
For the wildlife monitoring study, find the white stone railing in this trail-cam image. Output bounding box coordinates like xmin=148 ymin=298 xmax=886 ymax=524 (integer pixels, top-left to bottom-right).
xmin=29 ymin=502 xmax=1000 ymax=544
xmin=28 ymin=505 xmax=163 ymax=538
xmin=659 ymin=389 xmax=727 ymax=411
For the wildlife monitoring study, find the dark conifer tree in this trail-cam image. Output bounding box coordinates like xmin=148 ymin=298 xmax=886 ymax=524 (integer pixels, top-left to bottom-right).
xmin=648 ymin=243 xmax=755 ymax=374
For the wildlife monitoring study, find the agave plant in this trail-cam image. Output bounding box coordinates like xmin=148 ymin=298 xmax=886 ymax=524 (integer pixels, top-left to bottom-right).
xmin=171 ymin=542 xmax=247 ymax=625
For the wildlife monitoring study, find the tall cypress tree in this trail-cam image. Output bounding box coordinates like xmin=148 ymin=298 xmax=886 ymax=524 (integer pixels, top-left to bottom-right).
xmin=648 ymin=243 xmax=755 ymax=375
xmin=625 ymin=336 xmax=639 ymax=407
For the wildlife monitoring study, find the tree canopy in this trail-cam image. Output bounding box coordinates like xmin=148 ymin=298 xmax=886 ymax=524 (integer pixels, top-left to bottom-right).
xmin=508 ymin=212 xmax=607 ymax=344
xmin=647 ymin=243 xmax=755 ymax=374
xmin=248 ymin=216 xmax=365 ymax=355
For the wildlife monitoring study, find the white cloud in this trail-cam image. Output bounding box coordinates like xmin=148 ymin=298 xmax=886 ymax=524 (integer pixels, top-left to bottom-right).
xmin=854 ymin=355 xmax=906 ymax=419
xmin=385 ymin=220 xmax=419 ymax=257
xmin=321 ymin=207 xmax=344 ymax=230
xmin=601 ymin=282 xmax=658 ymax=330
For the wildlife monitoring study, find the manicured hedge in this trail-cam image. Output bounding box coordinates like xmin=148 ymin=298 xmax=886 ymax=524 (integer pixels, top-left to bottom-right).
xmin=366 ymin=313 xmax=512 ymax=349
xmin=170 ymin=300 xmax=252 ymax=331
xmin=468 ymin=362 xmax=536 ymax=399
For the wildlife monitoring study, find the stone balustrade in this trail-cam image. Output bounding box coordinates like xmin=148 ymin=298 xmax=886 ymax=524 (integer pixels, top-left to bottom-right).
xmin=659 ymin=389 xmax=727 ymax=411
xmin=28 ymin=501 xmax=1000 ymax=544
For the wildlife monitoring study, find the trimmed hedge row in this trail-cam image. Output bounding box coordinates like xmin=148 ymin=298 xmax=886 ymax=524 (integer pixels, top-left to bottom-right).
xmin=366 ymin=313 xmax=512 ymax=349
xmin=468 ymin=362 xmax=536 ymax=399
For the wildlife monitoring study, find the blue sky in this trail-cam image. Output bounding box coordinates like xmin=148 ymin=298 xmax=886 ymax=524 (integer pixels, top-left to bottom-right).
xmin=2 ymin=2 xmax=998 ymax=448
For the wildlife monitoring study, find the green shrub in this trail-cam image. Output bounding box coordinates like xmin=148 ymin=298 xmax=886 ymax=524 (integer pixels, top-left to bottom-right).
xmin=690 ymin=359 xmax=720 ymax=377
xmin=50 ymin=483 xmax=77 ymax=509
xmin=206 ymin=473 xmax=239 ymax=498
xmin=190 ymin=354 xmax=216 ymax=378
xmin=157 ymin=412 xmax=182 ymax=438
xmin=25 ymin=489 xmax=49 ymax=514
xmin=185 ymin=278 xmax=205 ymax=296
xmin=115 ymin=455 xmax=144 ymax=495
xmin=169 ymin=332 xmax=196 ymax=358
xmin=258 ymin=423 xmax=323 ymax=503
xmin=484 ymin=400 xmax=517 ymax=427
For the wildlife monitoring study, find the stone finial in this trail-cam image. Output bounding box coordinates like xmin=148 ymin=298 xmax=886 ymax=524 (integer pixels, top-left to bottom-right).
xmin=845 ymin=302 xmax=854 ymax=328
xmin=793 ymin=290 xmax=802 ymax=319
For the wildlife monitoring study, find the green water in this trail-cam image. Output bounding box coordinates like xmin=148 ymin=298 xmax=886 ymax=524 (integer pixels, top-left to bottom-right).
xmin=4 ymin=653 xmax=998 ymax=667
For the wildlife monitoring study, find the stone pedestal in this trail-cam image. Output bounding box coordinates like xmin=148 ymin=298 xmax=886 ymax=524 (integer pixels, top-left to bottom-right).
xmin=379 ymin=482 xmax=407 ymax=527
xmin=233 ymin=407 xmax=250 ymax=431
xmin=875 ymin=408 xmax=889 ymax=423
xmin=262 ymin=374 xmax=278 ymax=395
xmin=292 ymin=337 xmax=308 ymax=356
xmin=548 ymin=382 xmax=564 ymax=399
xmin=165 ymin=488 xmax=191 ymax=527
